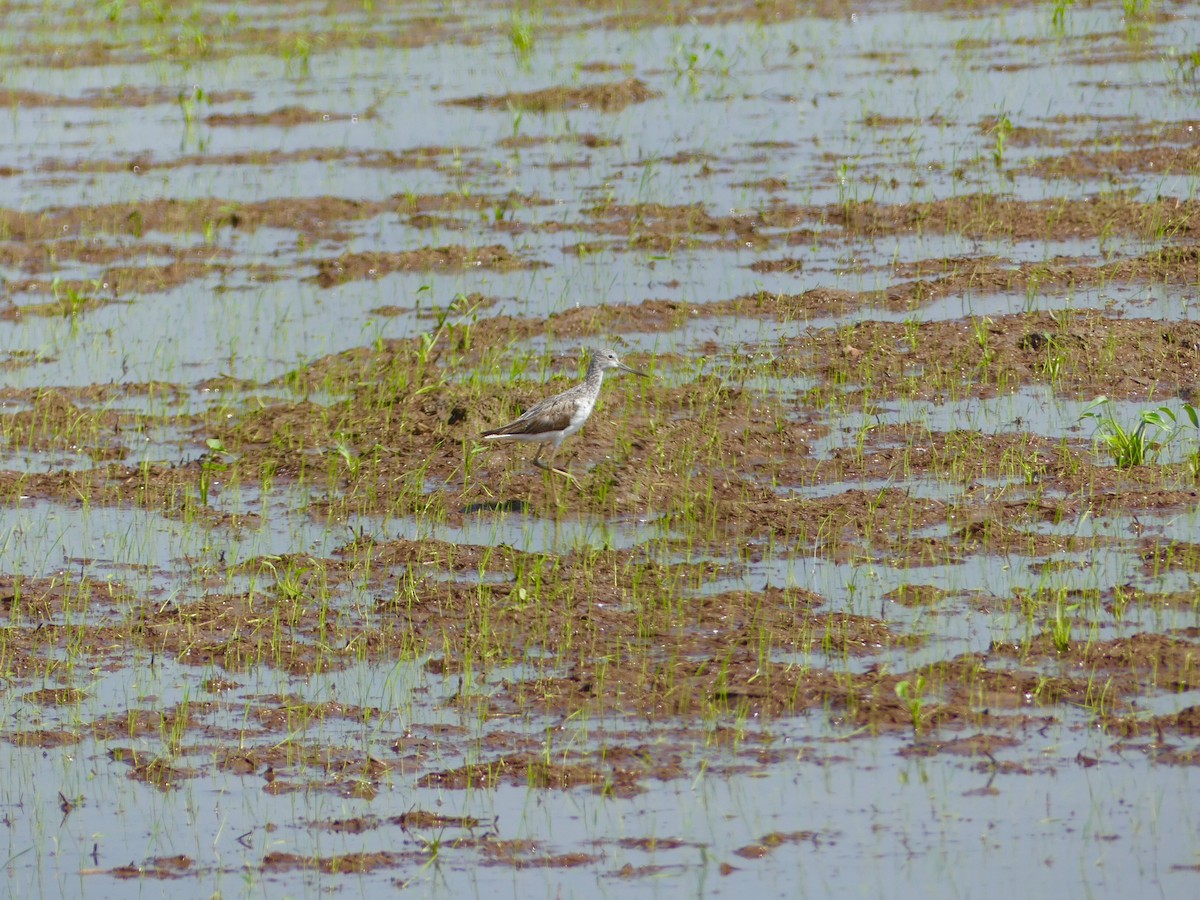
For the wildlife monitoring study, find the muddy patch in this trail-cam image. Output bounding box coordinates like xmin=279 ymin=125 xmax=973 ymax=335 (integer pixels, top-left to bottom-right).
xmin=447 ymin=78 xmax=660 ymax=113
xmin=309 ymin=245 xmax=548 ymax=286
xmin=205 ymin=106 xmax=359 ymax=127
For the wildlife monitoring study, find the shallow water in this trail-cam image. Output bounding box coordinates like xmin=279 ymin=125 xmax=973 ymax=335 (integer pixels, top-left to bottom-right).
xmin=2 ymin=0 xmax=1200 ymax=896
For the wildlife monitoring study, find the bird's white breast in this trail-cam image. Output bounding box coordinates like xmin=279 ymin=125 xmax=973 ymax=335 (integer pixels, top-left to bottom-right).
xmin=563 ymin=395 xmax=596 ymax=438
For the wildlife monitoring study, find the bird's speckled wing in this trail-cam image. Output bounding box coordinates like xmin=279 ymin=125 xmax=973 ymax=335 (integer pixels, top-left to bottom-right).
xmin=483 ymin=395 xmax=578 ymax=437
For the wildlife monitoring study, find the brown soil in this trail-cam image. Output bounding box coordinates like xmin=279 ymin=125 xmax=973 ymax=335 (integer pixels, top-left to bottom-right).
xmin=0 ymin=189 xmax=1189 ymax=302
xmin=309 ymin=245 xmax=548 ymax=287
xmin=733 ymin=831 xmax=820 ymax=859
xmin=447 ymin=78 xmax=661 ymax=113
xmin=37 ymin=146 xmax=463 ymax=176
xmin=205 ymin=106 xmax=358 ymax=127
xmin=2 ymin=87 xmax=250 ymax=108
xmin=108 ymin=854 xmax=194 ymax=879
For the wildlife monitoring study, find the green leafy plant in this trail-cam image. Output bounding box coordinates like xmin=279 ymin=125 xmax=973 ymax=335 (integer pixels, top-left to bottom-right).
xmin=1122 ymin=0 xmax=1154 ymax=21
xmin=895 ymin=674 xmax=928 ymax=733
xmin=1049 ymin=594 xmax=1079 ymax=652
xmin=332 ymin=434 xmax=361 ymax=478
xmin=1051 ymin=0 xmax=1075 ymax=33
xmin=1176 ymin=49 xmax=1200 ymax=92
xmin=509 ymin=104 xmax=524 ymax=144
xmin=49 ymin=277 xmax=96 ymax=319
xmin=989 ymin=111 xmax=1013 ymax=168
xmin=971 ymin=316 xmax=995 ymax=374
xmin=671 ymin=35 xmax=738 ymax=93
xmin=199 ymin=437 xmax=231 ymax=504
xmin=1079 ymin=397 xmax=1198 ymax=468
xmin=282 ymin=33 xmax=312 ymax=77
xmin=177 ymin=84 xmax=210 ymax=150
xmin=835 ymin=158 xmax=858 ymax=214
xmin=1188 ymin=448 xmax=1200 ymax=480
xmin=270 ymin=559 xmax=309 ymax=603
xmin=415 ymin=293 xmax=483 ymax=385
xmin=509 ymin=8 xmax=540 ymax=68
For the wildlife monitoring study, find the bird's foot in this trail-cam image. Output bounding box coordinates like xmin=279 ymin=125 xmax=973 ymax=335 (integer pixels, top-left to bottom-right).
xmin=534 ymin=459 xmax=580 ymax=488
xmin=553 ymin=468 xmax=581 ymax=488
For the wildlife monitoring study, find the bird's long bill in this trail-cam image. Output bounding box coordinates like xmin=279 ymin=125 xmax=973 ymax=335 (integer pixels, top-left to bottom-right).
xmin=618 ymin=362 xmax=648 ymax=377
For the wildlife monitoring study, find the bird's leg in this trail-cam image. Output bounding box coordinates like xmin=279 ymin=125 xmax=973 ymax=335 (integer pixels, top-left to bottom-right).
xmin=532 ymin=445 xmax=580 ymax=488
xmin=530 ymin=444 xmax=560 ymax=505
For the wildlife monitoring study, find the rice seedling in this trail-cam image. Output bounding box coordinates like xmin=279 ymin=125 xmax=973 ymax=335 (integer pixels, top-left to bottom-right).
xmin=1079 ymin=397 xmax=1197 ymax=468
xmin=1049 ymin=594 xmax=1078 ymax=652
xmin=1051 ymin=0 xmax=1075 ymax=33
xmin=281 ymin=33 xmax=313 ymax=77
xmin=508 ymin=8 xmax=540 ymax=68
xmin=196 ymin=437 xmax=231 ymax=505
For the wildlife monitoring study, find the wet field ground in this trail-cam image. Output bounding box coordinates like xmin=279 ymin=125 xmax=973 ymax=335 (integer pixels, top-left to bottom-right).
xmin=2 ymin=0 xmax=1200 ymax=896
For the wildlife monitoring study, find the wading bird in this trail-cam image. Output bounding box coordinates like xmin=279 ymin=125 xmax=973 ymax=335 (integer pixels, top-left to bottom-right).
xmin=481 ymin=348 xmax=646 ymax=487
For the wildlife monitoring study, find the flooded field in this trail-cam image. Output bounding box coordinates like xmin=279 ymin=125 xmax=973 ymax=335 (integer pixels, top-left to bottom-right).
xmin=1 ymin=0 xmax=1200 ymax=895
